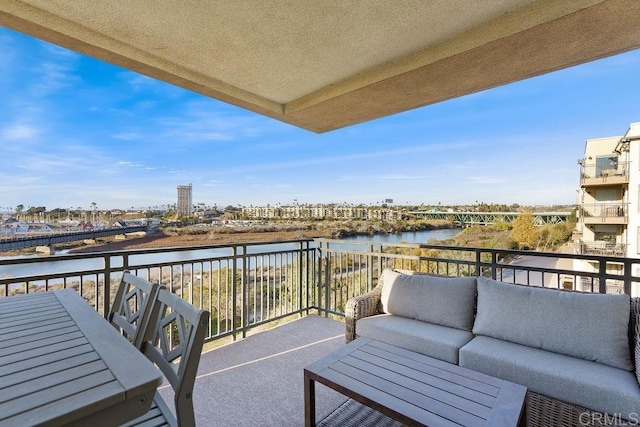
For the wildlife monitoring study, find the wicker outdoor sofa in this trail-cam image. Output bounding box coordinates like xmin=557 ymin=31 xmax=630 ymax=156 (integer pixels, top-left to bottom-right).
xmin=345 ymin=269 xmax=640 ymax=426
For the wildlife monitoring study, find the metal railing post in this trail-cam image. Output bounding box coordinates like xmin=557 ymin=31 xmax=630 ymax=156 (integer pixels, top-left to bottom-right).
xmin=241 ymin=244 xmax=248 ymax=339
xmin=623 ymin=258 xmax=632 ymax=296
xmin=103 ymin=255 xmax=111 ymax=318
xmin=598 ymin=260 xmax=608 ymax=294
xmin=491 ymin=251 xmax=497 ymax=280
xmin=305 ymin=241 xmax=312 ymax=314
xmin=316 ymin=242 xmax=322 ymax=314
xmin=298 ymin=241 xmax=304 ymax=316
xmin=231 ymin=246 xmax=238 ymax=341
xmin=367 ymin=244 xmax=374 ymax=290
xmin=324 ymin=242 xmax=331 ymax=317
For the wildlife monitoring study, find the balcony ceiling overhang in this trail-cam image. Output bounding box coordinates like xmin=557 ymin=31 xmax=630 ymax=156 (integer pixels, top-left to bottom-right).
xmin=1 ymin=0 xmax=640 ymax=133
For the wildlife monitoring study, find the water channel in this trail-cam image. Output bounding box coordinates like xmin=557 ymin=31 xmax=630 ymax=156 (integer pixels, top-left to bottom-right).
xmin=0 ymin=228 xmax=461 ymax=279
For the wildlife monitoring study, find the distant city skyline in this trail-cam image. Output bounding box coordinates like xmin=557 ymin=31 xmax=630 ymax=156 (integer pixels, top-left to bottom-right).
xmin=1 ymin=26 xmax=640 ymax=210
xmin=0 ymin=200 xmax=578 ymax=216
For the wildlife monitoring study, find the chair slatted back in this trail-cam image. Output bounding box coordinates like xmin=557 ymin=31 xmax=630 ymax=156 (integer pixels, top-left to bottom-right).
xmin=144 ymin=289 xmax=210 ymax=427
xmin=107 ymin=271 xmax=161 ymax=349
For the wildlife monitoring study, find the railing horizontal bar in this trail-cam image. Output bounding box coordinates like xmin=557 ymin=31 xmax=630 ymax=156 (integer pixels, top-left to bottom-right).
xmin=0 ymin=269 xmax=108 ymax=285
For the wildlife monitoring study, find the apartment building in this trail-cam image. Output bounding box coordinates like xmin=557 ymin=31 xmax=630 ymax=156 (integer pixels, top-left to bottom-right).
xmin=241 ymin=205 xmax=403 ymax=221
xmin=576 ymin=122 xmax=640 ymax=295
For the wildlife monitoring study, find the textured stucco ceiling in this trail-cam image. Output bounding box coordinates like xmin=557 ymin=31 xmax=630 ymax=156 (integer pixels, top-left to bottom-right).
xmin=1 ymin=0 xmax=640 ymax=133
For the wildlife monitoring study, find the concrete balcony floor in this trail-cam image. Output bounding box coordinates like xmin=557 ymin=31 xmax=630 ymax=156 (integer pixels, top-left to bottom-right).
xmin=158 ymin=314 xmax=348 ymax=426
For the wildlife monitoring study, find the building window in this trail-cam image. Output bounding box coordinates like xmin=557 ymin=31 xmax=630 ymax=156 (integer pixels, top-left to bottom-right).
xmin=595 ymin=155 xmax=618 ymax=177
xmin=594 ymin=224 xmax=617 ymax=243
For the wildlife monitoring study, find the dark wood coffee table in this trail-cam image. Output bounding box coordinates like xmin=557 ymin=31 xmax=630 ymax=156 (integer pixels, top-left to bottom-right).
xmin=304 ymin=337 xmax=526 ymax=426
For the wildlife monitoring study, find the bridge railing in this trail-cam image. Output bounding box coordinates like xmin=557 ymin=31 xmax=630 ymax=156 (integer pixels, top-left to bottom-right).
xmin=408 ymin=211 xmax=571 ymax=226
xmin=0 ymin=226 xmax=147 ymax=251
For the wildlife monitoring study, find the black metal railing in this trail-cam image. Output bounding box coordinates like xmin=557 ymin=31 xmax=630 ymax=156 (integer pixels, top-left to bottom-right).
xmin=314 ymin=239 xmax=639 ymax=317
xmin=0 ymin=240 xmax=316 ymax=342
xmin=1 ymin=238 xmax=639 ymax=342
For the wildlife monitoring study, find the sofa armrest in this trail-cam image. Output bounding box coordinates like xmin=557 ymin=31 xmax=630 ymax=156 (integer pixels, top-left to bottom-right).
xmin=631 ymin=297 xmax=640 ymax=385
xmin=345 ymin=283 xmax=383 ymax=343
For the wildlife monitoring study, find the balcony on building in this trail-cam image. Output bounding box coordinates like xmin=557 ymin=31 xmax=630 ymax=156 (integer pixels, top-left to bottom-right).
xmin=578 ymin=239 xmax=627 ymax=257
xmin=579 ymin=202 xmax=628 ymax=224
xmin=579 ymin=161 xmax=630 ymax=187
xmin=3 ymin=2 xmax=640 ymax=424
xmin=1 ymin=237 xmax=640 ymax=424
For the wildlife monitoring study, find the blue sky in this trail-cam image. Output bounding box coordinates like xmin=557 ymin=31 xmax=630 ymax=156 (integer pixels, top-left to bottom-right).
xmin=1 ymin=26 xmax=639 ymax=211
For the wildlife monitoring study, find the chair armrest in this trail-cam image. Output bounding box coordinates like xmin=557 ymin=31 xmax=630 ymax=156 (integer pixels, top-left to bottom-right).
xmin=631 ymin=297 xmax=639 ymax=385
xmin=345 ymin=283 xmax=383 ymax=343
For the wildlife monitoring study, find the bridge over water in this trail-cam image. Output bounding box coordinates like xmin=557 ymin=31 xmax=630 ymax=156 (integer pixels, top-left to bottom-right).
xmin=408 ymin=211 xmax=571 ymax=227
xmin=0 ymin=226 xmax=147 ymax=252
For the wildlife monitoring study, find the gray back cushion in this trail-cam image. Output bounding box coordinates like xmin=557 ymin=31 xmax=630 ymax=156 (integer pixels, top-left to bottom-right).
xmin=473 ymin=277 xmax=632 ymax=371
xmin=379 ymin=269 xmax=477 ymax=331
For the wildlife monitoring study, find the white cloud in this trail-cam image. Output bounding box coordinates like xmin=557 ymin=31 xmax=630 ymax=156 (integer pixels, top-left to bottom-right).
xmin=381 ymin=174 xmax=431 ymax=181
xmin=119 ymin=71 xmax=185 ymax=99
xmin=40 ymin=42 xmax=80 ymax=60
xmin=117 ymin=161 xmax=144 ymax=168
xmin=29 ymin=59 xmax=79 ymax=98
xmin=154 ymin=100 xmax=288 ymax=144
xmin=123 ymin=73 xmax=157 ymax=90
xmin=337 ymin=173 xmax=433 ymax=182
xmin=113 ymin=132 xmax=143 ymax=140
xmin=467 ymin=176 xmax=506 ymax=185
xmin=215 ymin=142 xmax=461 ymax=175
xmin=0 ymin=32 xmax=17 ymax=75
xmin=2 ymin=124 xmax=40 ymax=141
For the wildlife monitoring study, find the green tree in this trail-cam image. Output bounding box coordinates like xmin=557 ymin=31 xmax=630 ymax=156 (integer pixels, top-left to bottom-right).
xmin=510 ymin=210 xmax=537 ymax=249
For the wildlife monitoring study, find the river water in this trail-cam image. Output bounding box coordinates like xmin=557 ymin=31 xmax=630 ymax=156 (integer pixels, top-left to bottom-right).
xmin=0 ymin=228 xmax=461 ymax=279
xmin=339 ymin=228 xmax=460 ymax=244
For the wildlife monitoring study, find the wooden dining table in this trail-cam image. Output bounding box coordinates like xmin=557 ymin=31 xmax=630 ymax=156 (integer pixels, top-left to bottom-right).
xmin=0 ymin=289 xmax=162 ymax=426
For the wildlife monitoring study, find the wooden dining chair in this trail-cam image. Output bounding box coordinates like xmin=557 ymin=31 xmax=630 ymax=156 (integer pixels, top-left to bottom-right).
xmin=123 ymin=288 xmax=210 ymax=427
xmin=107 ymin=271 xmax=161 ymax=349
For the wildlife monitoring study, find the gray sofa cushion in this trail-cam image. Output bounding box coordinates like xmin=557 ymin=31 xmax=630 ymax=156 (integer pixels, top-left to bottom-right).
xmin=380 ymin=269 xmax=477 ymax=331
xmin=357 ymin=314 xmax=474 ymax=364
xmin=459 ymin=336 xmax=640 ymax=420
xmin=473 ymin=277 xmax=632 ymax=371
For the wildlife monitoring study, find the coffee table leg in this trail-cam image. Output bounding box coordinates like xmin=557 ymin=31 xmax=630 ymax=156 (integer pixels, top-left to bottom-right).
xmin=304 ymin=374 xmax=316 ymax=427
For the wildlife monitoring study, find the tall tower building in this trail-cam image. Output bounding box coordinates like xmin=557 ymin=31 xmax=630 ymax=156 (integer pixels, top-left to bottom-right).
xmin=177 ymin=184 xmax=193 ymax=216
